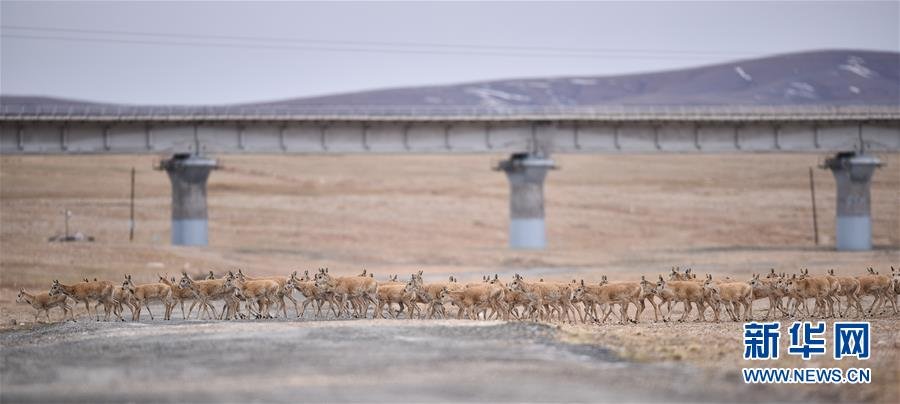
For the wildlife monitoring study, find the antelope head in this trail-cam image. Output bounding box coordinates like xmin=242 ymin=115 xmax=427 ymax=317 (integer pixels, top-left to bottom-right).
xmin=16 ymin=289 xmax=29 ymax=304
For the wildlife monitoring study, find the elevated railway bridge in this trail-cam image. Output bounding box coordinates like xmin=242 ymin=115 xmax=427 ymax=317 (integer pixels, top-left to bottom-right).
xmin=2 ymin=104 xmax=898 ymax=250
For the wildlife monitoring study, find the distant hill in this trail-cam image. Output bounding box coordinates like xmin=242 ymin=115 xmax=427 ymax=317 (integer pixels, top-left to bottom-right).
xmin=253 ymin=50 xmax=898 ymax=107
xmin=3 ymin=50 xmax=898 ymax=109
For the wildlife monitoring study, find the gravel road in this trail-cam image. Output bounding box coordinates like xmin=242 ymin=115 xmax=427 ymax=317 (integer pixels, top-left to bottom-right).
xmin=0 ymin=318 xmax=806 ymax=403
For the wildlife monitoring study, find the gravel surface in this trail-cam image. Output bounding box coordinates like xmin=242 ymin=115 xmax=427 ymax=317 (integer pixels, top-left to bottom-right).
xmin=0 ymin=318 xmax=835 ymax=403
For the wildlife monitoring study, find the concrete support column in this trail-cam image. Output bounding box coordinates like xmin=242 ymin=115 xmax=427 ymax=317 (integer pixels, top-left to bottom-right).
xmin=495 ymin=153 xmax=556 ymax=249
xmin=822 ymin=152 xmax=882 ymax=251
xmin=158 ymin=153 xmax=218 ymax=246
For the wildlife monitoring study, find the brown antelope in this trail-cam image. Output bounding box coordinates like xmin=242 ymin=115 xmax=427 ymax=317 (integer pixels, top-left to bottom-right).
xmin=599 ymin=278 xmax=645 ymax=323
xmin=476 ymin=275 xmax=512 ymax=320
xmin=551 ymin=281 xmax=581 ymax=322
xmin=287 ymin=270 xmax=335 ymax=319
xmin=641 ymin=275 xmax=675 ymax=321
xmin=108 ymin=284 xmax=134 ymax=321
xmin=506 ymin=277 xmax=547 ymax=321
xmin=505 ymin=275 xmax=568 ymax=323
xmin=797 ymin=268 xmax=840 ymax=317
xmin=534 ymin=277 xmax=578 ymax=323
xmin=314 ymin=268 xmax=378 ymax=318
xmin=891 ymin=267 xmax=900 ymax=308
xmin=16 ymin=289 xmax=74 ymax=322
xmin=158 ymin=275 xmax=195 ymax=319
xmin=49 ymin=279 xmax=116 ymax=321
xmin=503 ymin=284 xmax=533 ymax=320
xmin=449 ymin=283 xmax=506 ymax=320
xmin=785 ymin=272 xmax=831 ymax=318
xmin=667 ymin=267 xmax=695 ymax=281
xmin=375 ymin=278 xmax=419 ymax=319
xmin=748 ymin=274 xmax=788 ymax=320
xmin=428 ymin=287 xmax=452 ymax=319
xmin=425 ymin=286 xmax=450 ymax=320
xmin=655 ymin=276 xmax=707 ymax=322
xmin=178 ymin=271 xmax=235 ymax=319
xmin=403 ymin=271 xmax=430 ymax=318
xmin=857 ymin=267 xmax=896 ymax=315
xmin=122 ymin=275 xmax=175 ymax=321
xmin=418 ymin=277 xmax=460 ymax=319
xmin=571 ymin=278 xmax=642 ymax=324
xmin=228 ymin=276 xmax=281 ymax=319
xmin=667 ymin=267 xmax=683 ymax=281
xmin=765 ymin=268 xmax=779 ymax=279
xmin=636 ymin=276 xmax=662 ymax=322
xmin=571 ymin=280 xmax=602 ymax=323
xmin=702 ymin=274 xmax=752 ymax=321
xmin=446 ymin=277 xmax=508 ymax=320
xmin=235 ymin=269 xmax=299 ymax=318
xmin=635 ymin=275 xmax=674 ymax=322
xmin=37 ymin=267 xmax=900 ymax=325
xmin=440 ymin=276 xmax=467 ymax=318
xmin=827 ymin=269 xmax=865 ymax=317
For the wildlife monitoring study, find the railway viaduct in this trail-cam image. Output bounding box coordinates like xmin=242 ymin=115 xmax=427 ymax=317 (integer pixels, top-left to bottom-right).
xmin=2 ymin=104 xmax=898 ymax=250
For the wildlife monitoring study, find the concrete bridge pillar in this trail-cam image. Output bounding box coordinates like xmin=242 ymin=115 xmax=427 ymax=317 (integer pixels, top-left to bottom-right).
xmin=158 ymin=153 xmax=218 ymax=246
xmin=495 ymin=153 xmax=556 ymax=249
xmin=822 ymin=152 xmax=882 ymax=251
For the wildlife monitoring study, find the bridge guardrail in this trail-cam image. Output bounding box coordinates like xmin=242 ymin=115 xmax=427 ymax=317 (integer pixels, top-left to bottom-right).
xmin=1 ymin=103 xmax=899 ymax=122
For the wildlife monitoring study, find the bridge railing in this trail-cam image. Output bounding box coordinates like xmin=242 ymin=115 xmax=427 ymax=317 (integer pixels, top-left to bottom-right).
xmin=2 ymin=103 xmax=899 ymax=121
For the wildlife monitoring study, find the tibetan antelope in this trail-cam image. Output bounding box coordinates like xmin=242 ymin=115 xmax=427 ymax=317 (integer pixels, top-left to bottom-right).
xmin=228 ymin=276 xmax=281 ymax=319
xmin=178 ymin=271 xmax=236 ymax=319
xmin=418 ymin=277 xmax=459 ymax=319
xmin=748 ymin=274 xmax=788 ymax=320
xmin=159 ymin=275 xmax=196 ymax=319
xmin=571 ymin=278 xmax=642 ymax=324
xmin=655 ymin=276 xmax=707 ymax=322
xmin=314 ymin=268 xmax=378 ymax=318
xmin=49 ymin=279 xmax=116 ymax=321
xmin=235 ymin=269 xmax=299 ymax=318
xmin=109 ymin=284 xmax=135 ymax=321
xmin=702 ymin=274 xmax=752 ymax=321
xmin=785 ymin=271 xmax=831 ymax=318
xmin=16 ymin=289 xmax=74 ymax=323
xmin=287 ymin=270 xmax=335 ymax=319
xmin=122 ymin=275 xmax=175 ymax=321
xmin=857 ymin=267 xmax=897 ymax=315
xmin=827 ymin=269 xmax=865 ymax=317
xmin=375 ymin=278 xmax=419 ymax=319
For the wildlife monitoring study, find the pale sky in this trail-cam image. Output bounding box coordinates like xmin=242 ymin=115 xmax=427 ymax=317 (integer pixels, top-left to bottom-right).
xmin=1 ymin=1 xmax=898 ymax=105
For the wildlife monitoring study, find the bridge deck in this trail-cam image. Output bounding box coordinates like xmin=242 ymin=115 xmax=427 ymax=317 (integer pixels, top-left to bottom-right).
xmin=1 ymin=105 xmax=898 ymax=154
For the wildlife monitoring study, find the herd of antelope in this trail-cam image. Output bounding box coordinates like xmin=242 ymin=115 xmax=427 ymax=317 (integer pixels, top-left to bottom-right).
xmin=14 ymin=266 xmax=900 ymax=324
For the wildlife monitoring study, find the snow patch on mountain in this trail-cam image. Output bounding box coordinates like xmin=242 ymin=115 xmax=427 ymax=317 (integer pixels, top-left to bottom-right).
xmin=785 ymin=82 xmax=818 ymax=100
xmin=734 ymin=66 xmax=753 ymax=82
xmin=849 ymin=86 xmax=861 ymax=94
xmin=464 ymin=87 xmax=531 ymax=107
xmin=570 ymin=78 xmax=598 ymax=86
xmin=839 ymin=56 xmax=875 ymax=78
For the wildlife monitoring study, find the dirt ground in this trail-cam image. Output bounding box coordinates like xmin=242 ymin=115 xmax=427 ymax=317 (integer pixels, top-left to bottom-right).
xmin=1 ymin=153 xmax=899 ymax=402
xmin=2 ymin=318 xmax=895 ymax=403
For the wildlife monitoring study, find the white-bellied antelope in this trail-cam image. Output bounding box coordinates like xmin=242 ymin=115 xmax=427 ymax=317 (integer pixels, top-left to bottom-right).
xmin=16 ymin=289 xmax=74 ymax=323
xmin=49 ymin=279 xmax=116 ymax=321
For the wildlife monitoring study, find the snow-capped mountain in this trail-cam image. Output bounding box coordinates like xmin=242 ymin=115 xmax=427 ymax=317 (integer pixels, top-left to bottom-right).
xmin=3 ymin=50 xmax=897 ymax=109
xmin=250 ymin=50 xmax=898 ymax=107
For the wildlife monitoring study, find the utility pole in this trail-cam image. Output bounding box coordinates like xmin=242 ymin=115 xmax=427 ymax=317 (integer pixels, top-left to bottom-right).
xmin=809 ymin=167 xmax=819 ymax=246
xmin=130 ymin=167 xmax=135 ymax=242
xmin=63 ymin=209 xmax=71 ymax=239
